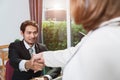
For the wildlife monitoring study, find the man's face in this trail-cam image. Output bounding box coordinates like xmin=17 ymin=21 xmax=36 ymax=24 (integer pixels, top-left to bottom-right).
xmin=21 ymin=25 xmax=38 ymax=46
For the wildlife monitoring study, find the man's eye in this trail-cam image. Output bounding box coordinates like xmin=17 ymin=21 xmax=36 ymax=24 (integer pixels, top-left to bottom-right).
xmin=27 ymin=32 xmax=31 ymax=34
xmin=34 ymin=32 xmax=38 ymax=34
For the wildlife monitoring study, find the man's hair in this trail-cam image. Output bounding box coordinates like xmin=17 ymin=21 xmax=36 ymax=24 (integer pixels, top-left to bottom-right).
xmin=70 ymin=0 xmax=120 ymax=32
xmin=20 ymin=20 xmax=38 ymax=33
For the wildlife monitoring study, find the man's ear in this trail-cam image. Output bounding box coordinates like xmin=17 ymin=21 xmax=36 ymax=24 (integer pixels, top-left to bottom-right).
xmin=20 ymin=31 xmax=24 ymax=36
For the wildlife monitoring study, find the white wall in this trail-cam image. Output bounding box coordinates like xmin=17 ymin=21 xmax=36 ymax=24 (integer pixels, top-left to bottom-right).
xmin=0 ymin=0 xmax=30 ymax=45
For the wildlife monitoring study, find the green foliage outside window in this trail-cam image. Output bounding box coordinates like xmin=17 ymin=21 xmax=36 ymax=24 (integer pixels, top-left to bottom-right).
xmin=42 ymin=21 xmax=86 ymax=50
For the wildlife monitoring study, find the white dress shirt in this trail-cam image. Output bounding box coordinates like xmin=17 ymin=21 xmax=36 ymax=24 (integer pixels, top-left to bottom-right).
xmin=43 ymin=17 xmax=120 ymax=80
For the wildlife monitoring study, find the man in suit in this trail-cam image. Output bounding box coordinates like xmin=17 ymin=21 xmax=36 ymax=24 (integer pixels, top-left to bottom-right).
xmin=8 ymin=20 xmax=61 ymax=80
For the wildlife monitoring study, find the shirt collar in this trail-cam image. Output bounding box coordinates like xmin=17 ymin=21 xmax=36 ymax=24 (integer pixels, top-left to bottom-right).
xmin=23 ymin=40 xmax=35 ymax=49
xmin=99 ymin=17 xmax=120 ymax=27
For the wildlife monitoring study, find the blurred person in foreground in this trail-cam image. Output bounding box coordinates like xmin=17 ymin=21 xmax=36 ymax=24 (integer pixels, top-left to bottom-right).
xmin=32 ymin=0 xmax=120 ymax=80
xmin=8 ymin=20 xmax=61 ymax=80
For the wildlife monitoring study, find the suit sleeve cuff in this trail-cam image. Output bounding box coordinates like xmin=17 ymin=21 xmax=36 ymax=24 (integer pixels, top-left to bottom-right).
xmin=19 ymin=60 xmax=28 ymax=72
xmin=44 ymin=75 xmax=52 ymax=80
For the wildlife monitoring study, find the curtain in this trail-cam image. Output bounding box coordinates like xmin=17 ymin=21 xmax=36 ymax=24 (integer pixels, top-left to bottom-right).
xmin=29 ymin=0 xmax=43 ymax=42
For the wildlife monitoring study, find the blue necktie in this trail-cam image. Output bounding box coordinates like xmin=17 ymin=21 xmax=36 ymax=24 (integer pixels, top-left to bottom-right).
xmin=28 ymin=48 xmax=33 ymax=56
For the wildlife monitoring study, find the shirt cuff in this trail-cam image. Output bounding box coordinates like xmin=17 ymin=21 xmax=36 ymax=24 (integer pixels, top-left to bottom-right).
xmin=44 ymin=75 xmax=52 ymax=80
xmin=19 ymin=60 xmax=27 ymax=72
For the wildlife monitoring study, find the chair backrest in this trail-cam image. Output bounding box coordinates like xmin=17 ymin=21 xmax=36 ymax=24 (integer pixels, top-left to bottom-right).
xmin=5 ymin=60 xmax=14 ymax=80
xmin=0 ymin=44 xmax=9 ymax=80
xmin=0 ymin=44 xmax=9 ymax=67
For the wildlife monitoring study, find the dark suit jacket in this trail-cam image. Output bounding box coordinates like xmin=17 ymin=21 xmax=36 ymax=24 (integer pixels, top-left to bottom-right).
xmin=8 ymin=41 xmax=61 ymax=80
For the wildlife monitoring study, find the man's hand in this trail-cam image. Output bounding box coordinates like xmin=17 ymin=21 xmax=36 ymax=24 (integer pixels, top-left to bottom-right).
xmin=32 ymin=53 xmax=43 ymax=61
xmin=25 ymin=53 xmax=45 ymax=72
xmin=32 ymin=53 xmax=45 ymax=72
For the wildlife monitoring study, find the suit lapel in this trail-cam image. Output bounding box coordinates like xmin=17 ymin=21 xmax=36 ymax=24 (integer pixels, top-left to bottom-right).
xmin=20 ymin=41 xmax=31 ymax=59
xmin=35 ymin=43 xmax=40 ymax=54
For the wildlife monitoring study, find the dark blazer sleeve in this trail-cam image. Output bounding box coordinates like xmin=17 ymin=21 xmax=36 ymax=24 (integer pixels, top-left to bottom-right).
xmin=36 ymin=43 xmax=61 ymax=79
xmin=45 ymin=67 xmax=61 ymax=79
xmin=8 ymin=42 xmax=22 ymax=70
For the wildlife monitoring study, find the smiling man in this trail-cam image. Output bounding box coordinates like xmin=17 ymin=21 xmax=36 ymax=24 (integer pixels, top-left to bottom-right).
xmin=8 ymin=20 xmax=61 ymax=80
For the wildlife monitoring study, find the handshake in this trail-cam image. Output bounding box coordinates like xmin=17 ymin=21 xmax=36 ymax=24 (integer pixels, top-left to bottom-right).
xmin=25 ymin=53 xmax=45 ymax=72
